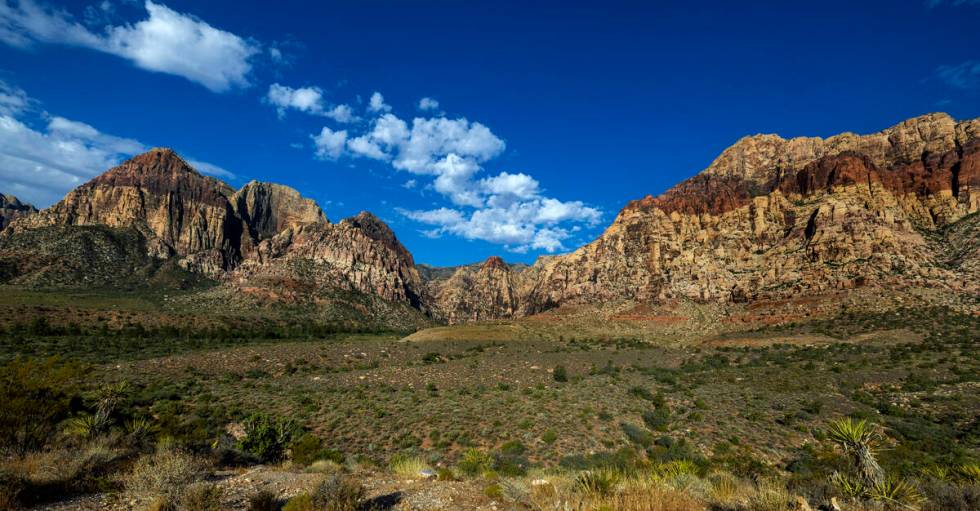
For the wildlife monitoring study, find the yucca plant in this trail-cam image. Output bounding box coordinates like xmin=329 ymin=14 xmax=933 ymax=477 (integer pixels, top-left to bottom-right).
xmin=866 ymin=478 xmax=924 ymax=510
xmin=65 ymin=413 xmax=109 ymax=439
xmin=827 ymin=418 xmax=885 ymax=486
xmin=575 ymin=468 xmax=621 ymax=498
xmin=919 ymin=464 xmax=952 ymax=481
xmin=830 ymin=471 xmax=866 ymax=500
xmin=958 ymin=463 xmax=980 ymax=484
xmin=126 ymin=416 xmax=153 ymax=442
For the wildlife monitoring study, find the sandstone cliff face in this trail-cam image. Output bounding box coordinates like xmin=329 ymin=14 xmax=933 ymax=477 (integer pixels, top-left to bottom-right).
xmin=231 ymin=212 xmax=425 ymax=308
xmin=8 ymin=148 xmax=243 ymax=275
xmin=0 ymin=194 xmax=36 ymax=231
xmin=232 ymin=181 xmax=327 ymax=242
xmin=431 ymin=113 xmax=980 ymax=321
xmin=427 ymin=256 xmax=520 ymax=322
xmin=3 ymin=149 xmax=424 ymax=313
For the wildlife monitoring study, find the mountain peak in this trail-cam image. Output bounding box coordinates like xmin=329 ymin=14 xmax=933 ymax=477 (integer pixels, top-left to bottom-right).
xmin=483 ymin=255 xmax=508 ymax=270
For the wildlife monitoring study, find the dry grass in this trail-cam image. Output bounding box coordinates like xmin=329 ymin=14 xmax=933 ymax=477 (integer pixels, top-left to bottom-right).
xmin=124 ymin=443 xmax=206 ymax=502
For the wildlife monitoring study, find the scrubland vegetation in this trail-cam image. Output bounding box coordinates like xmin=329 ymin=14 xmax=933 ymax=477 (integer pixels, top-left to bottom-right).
xmin=0 ymin=303 xmax=978 ymax=510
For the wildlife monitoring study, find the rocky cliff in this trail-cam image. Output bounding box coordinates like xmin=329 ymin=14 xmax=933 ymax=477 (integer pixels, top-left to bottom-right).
xmin=0 ymin=194 xmax=37 ymax=231
xmin=431 ymin=113 xmax=980 ymax=321
xmin=2 ymin=114 xmax=977 ymax=326
xmin=1 ymin=148 xmax=425 ymax=318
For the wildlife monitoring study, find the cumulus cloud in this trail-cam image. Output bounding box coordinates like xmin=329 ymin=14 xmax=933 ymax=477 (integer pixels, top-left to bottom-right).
xmin=368 ymin=91 xmax=391 ymax=113
xmin=311 ymin=126 xmax=348 ymax=160
xmin=418 ymin=97 xmax=440 ymax=111
xmin=0 ymin=83 xmax=234 ymax=206
xmin=936 ymin=60 xmax=980 ymax=89
xmin=401 ymin=196 xmax=601 ymax=253
xmin=306 ymin=95 xmax=599 ymax=252
xmin=324 ymin=104 xmax=356 ymax=123
xmin=0 ymin=0 xmax=259 ymax=92
xmin=266 ymin=84 xmax=358 ymax=122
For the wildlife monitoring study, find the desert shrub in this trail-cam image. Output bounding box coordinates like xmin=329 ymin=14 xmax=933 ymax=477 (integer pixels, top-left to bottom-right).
xmin=621 ymin=422 xmax=654 ymax=447
xmin=248 ymin=489 xmax=281 ymax=511
xmin=181 ymin=482 xmax=223 ymax=511
xmin=553 ymin=365 xmax=568 ymax=382
xmin=0 ymin=357 xmax=83 ymax=454
xmin=642 ymin=408 xmax=671 ymax=432
xmin=494 ymin=441 xmax=530 ymax=476
xmin=559 ymin=447 xmax=645 ymax=472
xmin=237 ymin=414 xmax=300 ymax=463
xmin=311 ymin=475 xmax=367 ymax=511
xmin=458 ymin=448 xmax=493 ymax=477
xmin=920 ymin=480 xmax=980 ymax=511
xmin=125 ymin=444 xmax=205 ymax=502
xmin=0 ymin=468 xmax=24 ymax=510
xmin=282 ymin=493 xmax=313 ymax=511
xmin=747 ymin=479 xmax=792 ymax=511
xmin=290 ymin=434 xmax=344 ymax=467
xmin=541 ymin=430 xmax=558 ymax=444
xmin=389 ymin=454 xmax=430 ymax=478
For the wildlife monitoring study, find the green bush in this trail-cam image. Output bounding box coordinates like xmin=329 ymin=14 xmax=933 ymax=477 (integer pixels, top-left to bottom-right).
xmin=458 ymin=448 xmax=493 ymax=477
xmin=290 ymin=434 xmax=344 ymax=466
xmin=642 ymin=407 xmax=671 ymax=432
xmin=0 ymin=357 xmax=83 ymax=454
xmin=237 ymin=414 xmax=299 ymax=462
xmin=620 ymin=422 xmax=654 ymax=447
xmin=553 ymin=365 xmax=568 ymax=382
xmin=311 ymin=475 xmax=366 ymax=511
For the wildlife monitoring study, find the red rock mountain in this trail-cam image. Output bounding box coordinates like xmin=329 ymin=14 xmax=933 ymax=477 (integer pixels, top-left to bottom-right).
xmin=430 ymin=113 xmax=980 ymax=321
xmin=3 ymin=114 xmax=979 ymax=324
xmin=3 ymin=148 xmax=424 ymax=310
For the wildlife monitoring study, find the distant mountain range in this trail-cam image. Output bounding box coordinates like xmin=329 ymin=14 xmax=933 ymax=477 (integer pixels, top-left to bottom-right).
xmin=2 ymin=112 xmax=977 ymax=326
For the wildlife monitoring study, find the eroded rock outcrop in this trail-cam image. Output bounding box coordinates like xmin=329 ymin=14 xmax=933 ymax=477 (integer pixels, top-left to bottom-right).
xmin=430 ymin=113 xmax=980 ymax=320
xmin=2 ymin=148 xmax=425 ymax=314
xmin=0 ymin=194 xmax=36 ymax=231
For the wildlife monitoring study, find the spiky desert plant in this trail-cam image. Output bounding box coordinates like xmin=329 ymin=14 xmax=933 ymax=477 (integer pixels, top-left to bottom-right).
xmin=64 ymin=414 xmax=105 ymax=439
xmin=958 ymin=463 xmax=980 ymax=484
xmin=866 ymin=478 xmax=924 ymax=510
xmin=830 ymin=471 xmax=866 ymax=500
xmin=575 ymin=468 xmax=621 ymax=498
xmin=827 ymin=418 xmax=885 ymax=486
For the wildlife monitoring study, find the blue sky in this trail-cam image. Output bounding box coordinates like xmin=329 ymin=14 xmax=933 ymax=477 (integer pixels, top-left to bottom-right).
xmin=1 ymin=0 xmax=978 ymax=265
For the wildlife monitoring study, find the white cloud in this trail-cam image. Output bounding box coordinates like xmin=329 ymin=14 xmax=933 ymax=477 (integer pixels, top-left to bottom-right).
xmin=187 ymin=159 xmax=236 ymax=179
xmin=308 ymin=93 xmax=599 ymax=253
xmin=0 ymin=0 xmax=259 ymax=92
xmin=311 ymin=126 xmax=347 ymax=160
xmin=368 ymin=91 xmax=391 ymax=113
xmin=267 ymin=84 xmax=325 ymax=117
xmin=418 ymin=97 xmax=440 ymax=111
xmin=266 ymin=84 xmax=358 ymax=122
xmin=324 ymin=104 xmax=356 ymax=123
xmin=481 ymin=172 xmax=539 ymax=199
xmin=0 ymin=80 xmax=31 ymax=116
xmin=0 ymin=83 xmax=234 ymax=206
xmin=401 ymin=196 xmax=600 ymax=253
